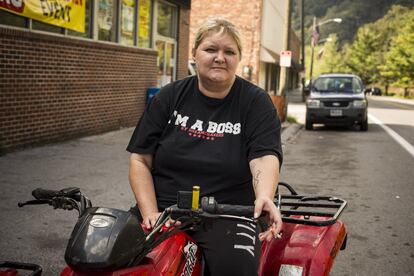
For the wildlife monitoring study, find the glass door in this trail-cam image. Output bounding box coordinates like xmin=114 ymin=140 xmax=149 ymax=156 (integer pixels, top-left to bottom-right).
xmin=156 ymin=40 xmax=175 ymax=87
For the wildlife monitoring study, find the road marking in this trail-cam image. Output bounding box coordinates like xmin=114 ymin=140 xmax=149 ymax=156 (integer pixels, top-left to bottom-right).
xmin=384 ymin=101 xmax=413 ymax=110
xmin=368 ymin=114 xmax=414 ymax=159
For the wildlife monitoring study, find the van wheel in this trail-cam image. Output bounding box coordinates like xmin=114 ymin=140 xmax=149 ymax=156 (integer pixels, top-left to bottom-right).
xmin=360 ymin=119 xmax=368 ymax=131
xmin=305 ymin=118 xmax=313 ymax=130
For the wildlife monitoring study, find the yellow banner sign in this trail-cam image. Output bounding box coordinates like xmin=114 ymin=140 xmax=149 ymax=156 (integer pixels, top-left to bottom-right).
xmin=0 ymin=0 xmax=85 ymax=33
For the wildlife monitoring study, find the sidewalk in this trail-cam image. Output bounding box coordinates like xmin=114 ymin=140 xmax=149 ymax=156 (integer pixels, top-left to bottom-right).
xmin=286 ymin=88 xmax=306 ymax=125
xmin=367 ymin=95 xmax=414 ymax=106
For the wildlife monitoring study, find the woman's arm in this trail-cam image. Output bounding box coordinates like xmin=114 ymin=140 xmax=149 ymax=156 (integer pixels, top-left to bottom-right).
xmin=249 ymin=155 xmax=283 ymax=242
xmin=129 ymin=153 xmax=160 ymax=229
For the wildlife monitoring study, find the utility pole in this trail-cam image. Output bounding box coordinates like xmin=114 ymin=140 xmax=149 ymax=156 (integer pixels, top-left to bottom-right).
xmin=309 ymin=16 xmax=317 ymax=84
xmin=277 ymin=0 xmax=291 ymax=120
xmin=300 ymin=0 xmax=305 ymax=101
xmin=300 ymin=0 xmax=304 ymax=68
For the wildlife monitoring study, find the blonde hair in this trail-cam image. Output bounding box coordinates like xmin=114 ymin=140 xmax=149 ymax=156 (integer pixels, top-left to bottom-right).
xmin=193 ymin=17 xmax=242 ymax=59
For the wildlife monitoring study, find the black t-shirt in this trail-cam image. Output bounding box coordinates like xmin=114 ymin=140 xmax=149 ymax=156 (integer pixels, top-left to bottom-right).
xmin=127 ymin=76 xmax=283 ymax=209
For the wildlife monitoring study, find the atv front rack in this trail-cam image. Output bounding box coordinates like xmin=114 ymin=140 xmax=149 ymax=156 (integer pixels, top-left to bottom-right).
xmin=276 ymin=182 xmax=347 ymax=226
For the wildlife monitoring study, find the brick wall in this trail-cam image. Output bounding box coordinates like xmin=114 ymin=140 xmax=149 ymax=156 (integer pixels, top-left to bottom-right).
xmin=189 ymin=0 xmax=263 ymax=83
xmin=0 ymin=27 xmax=158 ymax=154
xmin=176 ymin=7 xmax=191 ymax=80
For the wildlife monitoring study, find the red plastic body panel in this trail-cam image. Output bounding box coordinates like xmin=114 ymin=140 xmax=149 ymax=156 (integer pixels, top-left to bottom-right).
xmin=60 ymin=232 xmax=201 ymax=276
xmin=259 ymin=218 xmax=347 ymax=276
xmin=5 ymin=218 xmax=346 ymax=276
xmin=0 ymin=270 xmax=18 ymax=276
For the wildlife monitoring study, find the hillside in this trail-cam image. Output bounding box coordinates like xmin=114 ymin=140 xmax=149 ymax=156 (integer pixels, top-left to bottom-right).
xmin=292 ymin=0 xmax=414 ymax=46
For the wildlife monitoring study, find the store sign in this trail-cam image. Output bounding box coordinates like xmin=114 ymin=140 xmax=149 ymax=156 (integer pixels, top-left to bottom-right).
xmin=0 ymin=0 xmax=86 ymax=32
xmin=280 ymin=51 xmax=292 ymax=67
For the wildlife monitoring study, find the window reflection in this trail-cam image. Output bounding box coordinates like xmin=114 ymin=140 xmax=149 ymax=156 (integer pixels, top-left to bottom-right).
xmin=156 ymin=40 xmax=166 ymax=86
xmin=98 ymin=0 xmax=117 ymax=42
xmin=157 ymin=2 xmax=175 ymax=38
xmin=32 ymin=20 xmax=63 ymax=33
xmin=0 ymin=11 xmax=27 ymax=28
xmin=156 ymin=40 xmax=175 ymax=87
xmin=138 ymin=0 xmax=152 ymax=48
xmin=120 ymin=0 xmax=136 ymax=45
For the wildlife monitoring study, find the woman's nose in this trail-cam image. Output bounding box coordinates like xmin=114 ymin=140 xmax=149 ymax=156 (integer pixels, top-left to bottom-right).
xmin=214 ymin=51 xmax=225 ymax=63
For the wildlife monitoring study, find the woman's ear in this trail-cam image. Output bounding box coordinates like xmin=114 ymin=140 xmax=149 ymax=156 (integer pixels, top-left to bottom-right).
xmin=191 ymin=48 xmax=196 ymax=59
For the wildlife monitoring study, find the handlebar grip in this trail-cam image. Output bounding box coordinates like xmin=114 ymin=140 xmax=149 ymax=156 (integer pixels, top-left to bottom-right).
xmin=201 ymin=197 xmax=254 ymax=217
xmin=32 ymin=188 xmax=60 ymax=200
xmin=32 ymin=187 xmax=81 ymax=200
xmin=216 ymin=204 xmax=254 ymax=217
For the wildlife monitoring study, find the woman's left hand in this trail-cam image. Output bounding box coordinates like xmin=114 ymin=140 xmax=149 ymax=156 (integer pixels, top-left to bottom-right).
xmin=254 ymin=196 xmax=283 ymax=242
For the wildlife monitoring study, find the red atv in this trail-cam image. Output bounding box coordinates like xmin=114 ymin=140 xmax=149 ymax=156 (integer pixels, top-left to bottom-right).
xmin=0 ymin=182 xmax=347 ymax=276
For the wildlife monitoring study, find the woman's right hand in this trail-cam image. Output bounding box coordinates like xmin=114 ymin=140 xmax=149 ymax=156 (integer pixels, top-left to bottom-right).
xmin=142 ymin=212 xmax=181 ymax=230
xmin=142 ymin=212 xmax=162 ymax=230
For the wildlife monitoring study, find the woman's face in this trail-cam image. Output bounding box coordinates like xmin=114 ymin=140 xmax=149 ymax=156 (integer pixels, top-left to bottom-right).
xmin=194 ymin=32 xmax=240 ymax=86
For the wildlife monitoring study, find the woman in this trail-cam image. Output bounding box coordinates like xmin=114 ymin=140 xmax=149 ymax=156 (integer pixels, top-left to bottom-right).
xmin=127 ymin=18 xmax=283 ymax=275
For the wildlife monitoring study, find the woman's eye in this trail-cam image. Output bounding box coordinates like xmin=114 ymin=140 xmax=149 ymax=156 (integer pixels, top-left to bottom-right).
xmin=205 ymin=48 xmax=216 ymax=53
xmin=225 ymin=50 xmax=236 ymax=55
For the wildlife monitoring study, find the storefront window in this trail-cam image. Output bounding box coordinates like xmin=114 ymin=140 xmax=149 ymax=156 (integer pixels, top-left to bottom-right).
xmin=0 ymin=11 xmax=27 ymax=28
xmin=265 ymin=63 xmax=280 ymax=95
xmin=138 ymin=0 xmax=152 ymax=48
xmin=32 ymin=20 xmax=63 ymax=34
xmin=120 ymin=0 xmax=136 ymax=45
xmin=98 ymin=0 xmax=117 ymax=42
xmin=157 ymin=1 xmax=176 ymax=38
xmin=68 ymin=0 xmax=92 ymax=38
xmin=154 ymin=1 xmax=177 ymax=87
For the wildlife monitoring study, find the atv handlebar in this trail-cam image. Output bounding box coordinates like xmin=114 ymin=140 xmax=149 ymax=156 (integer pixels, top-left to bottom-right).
xmin=18 ymin=182 xmax=347 ymax=226
xmin=18 ymin=187 xmax=91 ymax=217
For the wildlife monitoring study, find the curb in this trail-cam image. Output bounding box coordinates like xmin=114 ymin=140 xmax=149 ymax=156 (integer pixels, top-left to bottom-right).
xmin=281 ymin=123 xmax=303 ymax=144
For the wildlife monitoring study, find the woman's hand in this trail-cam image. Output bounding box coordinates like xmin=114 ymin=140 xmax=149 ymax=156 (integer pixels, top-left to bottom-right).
xmin=142 ymin=212 xmax=162 ymax=230
xmin=254 ymin=196 xmax=283 ymax=242
xmin=142 ymin=212 xmax=182 ymax=230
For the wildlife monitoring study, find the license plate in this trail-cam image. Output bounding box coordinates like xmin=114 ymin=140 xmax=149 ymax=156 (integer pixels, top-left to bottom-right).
xmin=330 ymin=109 xmax=342 ymax=116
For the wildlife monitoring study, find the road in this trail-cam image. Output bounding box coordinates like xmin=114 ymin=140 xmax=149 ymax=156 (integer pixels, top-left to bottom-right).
xmin=283 ymin=95 xmax=414 ymax=275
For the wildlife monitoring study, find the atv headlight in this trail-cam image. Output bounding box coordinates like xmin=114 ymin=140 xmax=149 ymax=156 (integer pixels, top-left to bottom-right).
xmin=306 ymin=99 xmax=320 ymax=108
xmin=353 ymin=99 xmax=367 ymax=108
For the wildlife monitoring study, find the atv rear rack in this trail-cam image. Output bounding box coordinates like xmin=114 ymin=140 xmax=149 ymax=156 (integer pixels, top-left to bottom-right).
xmin=276 ymin=182 xmax=347 ymax=226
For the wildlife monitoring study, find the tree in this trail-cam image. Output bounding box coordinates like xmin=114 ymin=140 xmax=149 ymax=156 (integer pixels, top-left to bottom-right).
xmin=316 ymin=34 xmax=345 ymax=74
xmin=344 ymin=24 xmax=383 ymax=84
xmin=380 ymin=11 xmax=414 ymax=97
xmin=343 ymin=5 xmax=413 ymax=88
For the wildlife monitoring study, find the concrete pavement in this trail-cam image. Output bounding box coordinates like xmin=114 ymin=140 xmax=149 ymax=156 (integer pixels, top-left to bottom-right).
xmin=0 ymin=107 xmax=301 ymax=274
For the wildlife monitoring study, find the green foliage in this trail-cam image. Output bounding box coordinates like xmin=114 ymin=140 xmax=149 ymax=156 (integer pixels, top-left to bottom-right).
xmin=344 ymin=23 xmax=383 ymax=84
xmin=345 ymin=5 xmax=414 ymax=90
xmin=302 ymin=3 xmax=414 ymax=93
xmin=318 ymin=34 xmax=345 ymax=74
xmin=380 ymin=11 xmax=414 ymax=88
xmin=292 ymin=0 xmax=414 ymax=45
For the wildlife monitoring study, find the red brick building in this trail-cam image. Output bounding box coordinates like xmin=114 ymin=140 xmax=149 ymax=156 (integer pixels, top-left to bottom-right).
xmin=0 ymin=0 xmax=191 ymax=154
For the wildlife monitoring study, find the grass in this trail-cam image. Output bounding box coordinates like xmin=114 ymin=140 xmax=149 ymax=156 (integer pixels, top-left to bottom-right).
xmin=286 ymin=115 xmax=298 ymax=124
